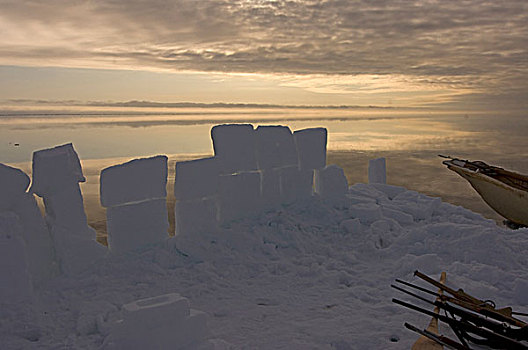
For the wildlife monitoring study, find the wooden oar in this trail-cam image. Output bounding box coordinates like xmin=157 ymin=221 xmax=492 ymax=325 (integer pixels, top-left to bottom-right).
xmin=411 ymin=271 xmax=447 ymax=350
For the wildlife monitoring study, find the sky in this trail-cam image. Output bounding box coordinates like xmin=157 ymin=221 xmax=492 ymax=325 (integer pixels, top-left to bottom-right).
xmin=0 ymin=0 xmax=527 ymax=111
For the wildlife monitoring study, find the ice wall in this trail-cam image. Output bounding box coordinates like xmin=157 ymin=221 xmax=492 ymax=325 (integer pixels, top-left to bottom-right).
xmin=176 ymin=124 xmax=338 ymax=233
xmin=100 ymin=155 xmax=169 ymax=253
xmin=30 ymin=144 xmax=106 ymax=275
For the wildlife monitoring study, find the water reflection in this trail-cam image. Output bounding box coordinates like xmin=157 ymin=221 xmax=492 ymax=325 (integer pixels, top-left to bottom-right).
xmin=2 ymin=109 xmax=528 ymax=234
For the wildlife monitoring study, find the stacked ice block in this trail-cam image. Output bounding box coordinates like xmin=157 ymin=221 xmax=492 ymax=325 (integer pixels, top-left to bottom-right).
xmin=30 ymin=144 xmax=105 ymax=275
xmin=100 ymin=155 xmax=169 ymax=253
xmin=212 ymin=124 xmax=262 ymax=223
xmin=174 ymin=157 xmax=220 ymax=236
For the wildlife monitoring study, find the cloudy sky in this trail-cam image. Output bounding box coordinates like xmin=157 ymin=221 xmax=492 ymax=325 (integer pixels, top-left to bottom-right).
xmin=0 ymin=0 xmax=526 ymax=111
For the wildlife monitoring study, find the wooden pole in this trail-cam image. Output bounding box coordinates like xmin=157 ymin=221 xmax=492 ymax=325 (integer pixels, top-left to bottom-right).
xmin=411 ymin=271 xmax=447 ymax=350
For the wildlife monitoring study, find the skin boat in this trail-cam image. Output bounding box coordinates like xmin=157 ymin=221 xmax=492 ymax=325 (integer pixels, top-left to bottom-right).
xmin=441 ymin=156 xmax=528 ymax=227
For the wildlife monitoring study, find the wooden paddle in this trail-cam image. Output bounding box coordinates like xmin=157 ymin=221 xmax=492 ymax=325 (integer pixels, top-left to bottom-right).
xmin=411 ymin=271 xmax=447 ymax=350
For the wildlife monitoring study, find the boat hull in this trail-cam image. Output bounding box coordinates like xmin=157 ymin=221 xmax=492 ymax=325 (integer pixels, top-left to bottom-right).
xmin=446 ymin=162 xmax=528 ymax=226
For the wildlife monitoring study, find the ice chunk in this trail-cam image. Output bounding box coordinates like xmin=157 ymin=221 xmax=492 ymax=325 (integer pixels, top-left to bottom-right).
xmin=43 ymin=183 xmax=91 ymax=234
xmin=30 ymin=143 xmax=85 ymax=197
xmin=0 ymin=163 xmax=30 ymax=211
xmin=314 ymin=165 xmax=348 ymax=198
xmin=211 ymin=124 xmax=257 ymax=173
xmin=13 ymin=193 xmax=55 ymax=286
xmin=217 ymin=171 xmax=261 ymax=222
xmin=255 ymin=125 xmax=298 ymax=170
xmin=175 ymin=198 xmax=217 ymax=236
xmin=104 ymin=294 xmax=211 ymax=350
xmin=174 ymin=157 xmax=220 ymax=200
xmin=100 ymin=155 xmax=167 ymax=207
xmin=260 ymin=169 xmax=281 ymax=210
xmin=293 ymin=128 xmax=327 ymax=170
xmin=0 ymin=212 xmax=33 ymax=302
xmin=339 ymin=218 xmax=363 ymax=234
xmin=381 ymin=206 xmax=414 ymax=225
xmin=279 ymin=165 xmax=313 ymax=203
xmin=123 ymin=293 xmax=190 ymax=328
xmin=368 ymin=157 xmax=386 ymax=184
xmin=348 ymin=203 xmax=382 ymax=224
xmin=106 ymin=198 xmax=169 ymax=254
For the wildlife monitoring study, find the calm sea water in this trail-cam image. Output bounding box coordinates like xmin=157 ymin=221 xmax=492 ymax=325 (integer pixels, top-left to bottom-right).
xmin=2 ymin=108 xmax=528 ymax=233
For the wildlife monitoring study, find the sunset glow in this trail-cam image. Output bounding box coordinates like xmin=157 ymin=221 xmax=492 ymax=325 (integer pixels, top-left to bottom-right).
xmin=1 ymin=0 xmax=526 ymax=112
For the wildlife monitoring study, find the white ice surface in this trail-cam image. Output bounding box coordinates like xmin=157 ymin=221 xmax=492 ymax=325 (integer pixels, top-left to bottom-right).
xmin=2 ymin=183 xmax=528 ymax=349
xmin=100 ymin=155 xmax=168 ymax=208
xmin=211 ymin=124 xmax=258 ymax=174
xmin=30 ymin=143 xmax=85 ymax=197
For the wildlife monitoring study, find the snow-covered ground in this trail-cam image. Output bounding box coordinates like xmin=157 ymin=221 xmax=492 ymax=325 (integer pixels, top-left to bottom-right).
xmin=2 ymin=183 xmax=528 ymax=349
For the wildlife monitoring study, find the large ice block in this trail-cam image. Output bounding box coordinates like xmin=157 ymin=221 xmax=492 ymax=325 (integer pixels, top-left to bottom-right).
xmin=293 ymin=128 xmax=327 ymax=170
xmin=217 ymin=171 xmax=261 ymax=222
xmin=0 ymin=212 xmax=33 ymax=302
xmin=260 ymin=169 xmax=281 ymax=210
xmin=211 ymin=124 xmax=257 ymax=174
xmin=174 ymin=157 xmax=220 ymax=200
xmin=368 ymin=157 xmax=386 ymax=184
xmin=13 ymin=193 xmax=55 ymax=286
xmin=43 ymin=183 xmax=91 ymax=233
xmin=175 ymin=198 xmax=217 ymax=236
xmin=279 ymin=165 xmax=314 ymax=203
xmin=30 ymin=143 xmax=85 ymax=197
xmin=51 ymin=225 xmax=107 ymax=276
xmin=106 ymin=198 xmax=169 ymax=254
xmin=255 ymin=125 xmax=298 ymax=170
xmin=100 ymin=155 xmax=167 ymax=208
xmin=0 ymin=163 xmax=30 ymax=211
xmin=315 ymin=165 xmax=349 ymax=198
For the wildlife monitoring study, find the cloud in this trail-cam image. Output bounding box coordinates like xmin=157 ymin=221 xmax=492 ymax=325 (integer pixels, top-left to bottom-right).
xmin=0 ymin=0 xmax=526 ymax=108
